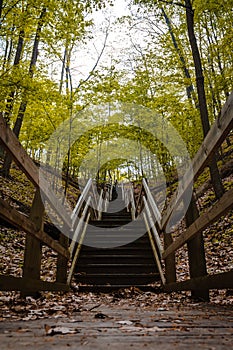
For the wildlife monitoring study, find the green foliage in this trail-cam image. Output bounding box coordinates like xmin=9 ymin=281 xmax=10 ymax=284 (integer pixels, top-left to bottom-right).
xmin=0 ymin=0 xmax=232 ymax=182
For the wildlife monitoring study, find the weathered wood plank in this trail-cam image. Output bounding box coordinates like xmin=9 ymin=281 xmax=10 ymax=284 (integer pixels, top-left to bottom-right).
xmin=164 ymin=270 xmax=233 ymax=292
xmin=0 ymin=275 xmax=70 ymax=292
xmin=162 ymin=187 xmax=233 ymax=259
xmin=162 ymin=92 xmax=233 ymax=230
xmin=0 ymin=115 xmax=72 ymax=228
xmin=21 ymin=189 xmax=44 ymax=297
xmin=0 ymin=197 xmax=70 ymax=259
xmin=185 ymin=195 xmax=209 ymax=301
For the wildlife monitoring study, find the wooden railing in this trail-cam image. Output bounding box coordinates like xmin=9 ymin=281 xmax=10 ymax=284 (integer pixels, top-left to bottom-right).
xmin=0 ymin=116 xmax=99 ymax=295
xmin=0 ymin=91 xmax=232 ymax=297
xmin=135 ymin=92 xmax=233 ymax=300
xmin=0 ymin=117 xmax=71 ymax=294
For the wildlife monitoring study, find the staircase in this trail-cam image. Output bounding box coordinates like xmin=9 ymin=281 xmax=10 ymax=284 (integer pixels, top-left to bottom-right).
xmin=74 ymin=187 xmax=160 ymax=291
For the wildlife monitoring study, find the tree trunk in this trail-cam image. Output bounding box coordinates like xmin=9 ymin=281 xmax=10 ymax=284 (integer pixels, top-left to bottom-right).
xmin=0 ymin=0 xmax=3 ymax=21
xmin=4 ymin=29 xmax=25 ymax=124
xmin=1 ymin=8 xmax=46 ymax=178
xmin=185 ymin=0 xmax=224 ymax=199
xmin=161 ymin=7 xmax=197 ymax=106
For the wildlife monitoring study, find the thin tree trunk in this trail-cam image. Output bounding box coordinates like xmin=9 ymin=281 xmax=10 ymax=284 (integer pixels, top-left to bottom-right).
xmin=0 ymin=0 xmax=3 ymax=20
xmin=1 ymin=8 xmax=46 ymax=177
xmin=4 ymin=29 xmax=25 ymax=123
xmin=209 ymin=13 xmax=229 ymax=99
xmin=161 ymin=7 xmax=197 ymax=106
xmin=59 ymin=48 xmax=67 ymax=93
xmin=185 ymin=0 xmax=224 ymax=199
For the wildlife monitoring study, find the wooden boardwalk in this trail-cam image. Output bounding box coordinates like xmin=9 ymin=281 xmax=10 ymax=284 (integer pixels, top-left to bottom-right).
xmin=1 ymin=301 xmax=232 ymax=349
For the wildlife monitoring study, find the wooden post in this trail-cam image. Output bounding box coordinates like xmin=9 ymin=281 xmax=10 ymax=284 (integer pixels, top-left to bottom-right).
xmin=164 ymin=232 xmax=176 ymax=284
xmin=21 ymin=189 xmax=44 ymax=298
xmin=185 ymin=195 xmax=209 ymax=301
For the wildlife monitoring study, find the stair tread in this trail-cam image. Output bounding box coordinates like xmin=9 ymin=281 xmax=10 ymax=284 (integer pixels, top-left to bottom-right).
xmin=75 ymin=272 xmax=159 ymax=277
xmin=77 ymin=263 xmax=155 ymax=267
xmin=74 ymin=198 xmax=160 ymax=287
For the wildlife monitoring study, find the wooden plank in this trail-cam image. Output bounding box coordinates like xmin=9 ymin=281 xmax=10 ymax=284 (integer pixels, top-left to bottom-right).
xmin=0 ymin=197 xmax=70 ymax=259
xmin=164 ymin=270 xmax=233 ymax=292
xmin=0 ymin=275 xmax=70 ymax=292
xmin=21 ymin=189 xmax=44 ymax=297
xmin=162 ymin=187 xmax=233 ymax=259
xmin=185 ymin=196 xmax=209 ymax=301
xmin=161 ymin=92 xmax=233 ymax=230
xmin=0 ymin=115 xmax=72 ymax=228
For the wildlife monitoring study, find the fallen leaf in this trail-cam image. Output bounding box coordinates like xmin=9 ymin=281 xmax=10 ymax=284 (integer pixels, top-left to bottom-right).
xmin=117 ymin=320 xmax=133 ymax=325
xmin=44 ymin=324 xmax=80 ymax=336
xmin=94 ymin=313 xmax=108 ymax=319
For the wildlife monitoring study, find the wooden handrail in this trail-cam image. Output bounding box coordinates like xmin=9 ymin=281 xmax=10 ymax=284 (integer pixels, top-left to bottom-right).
xmin=161 ymin=91 xmax=233 ymax=231
xmin=0 ymin=197 xmax=70 ymax=259
xmin=162 ymin=187 xmax=233 ymax=259
xmin=0 ymin=115 xmax=72 ymax=228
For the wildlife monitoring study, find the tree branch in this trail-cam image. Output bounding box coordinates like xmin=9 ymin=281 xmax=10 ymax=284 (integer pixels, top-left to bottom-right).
xmin=74 ymin=22 xmax=110 ymax=92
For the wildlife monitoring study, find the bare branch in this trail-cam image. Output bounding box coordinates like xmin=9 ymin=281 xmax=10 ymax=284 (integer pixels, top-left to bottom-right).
xmin=74 ymin=22 xmax=110 ymax=92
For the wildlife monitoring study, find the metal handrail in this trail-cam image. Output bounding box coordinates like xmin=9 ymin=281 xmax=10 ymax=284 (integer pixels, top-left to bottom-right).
xmin=143 ymin=212 xmax=165 ymax=285
xmin=67 ymin=212 xmax=91 ymax=285
xmin=91 ymin=181 xmax=98 ymax=210
xmin=143 ymin=197 xmax=163 ymax=257
xmin=71 ymin=178 xmax=92 ymax=227
xmin=121 ymin=183 xmax=125 ymax=200
xmin=129 ymin=186 xmax=136 ymax=220
xmin=97 ymin=188 xmax=103 ymax=220
xmin=69 ymin=195 xmax=91 ymax=256
xmin=142 ymin=178 xmax=162 ymax=229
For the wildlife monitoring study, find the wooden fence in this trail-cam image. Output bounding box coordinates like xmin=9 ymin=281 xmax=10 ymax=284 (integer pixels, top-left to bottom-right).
xmin=0 ymin=91 xmax=232 ymax=298
xmin=0 ymin=115 xmax=73 ymax=295
xmin=159 ymin=92 xmax=233 ymax=300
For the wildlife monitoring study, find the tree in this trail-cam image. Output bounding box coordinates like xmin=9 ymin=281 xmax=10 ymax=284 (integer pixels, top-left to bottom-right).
xmin=1 ymin=6 xmax=47 ymax=177
xmin=184 ymin=0 xmax=224 ymax=199
xmin=133 ymin=0 xmax=225 ymax=199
